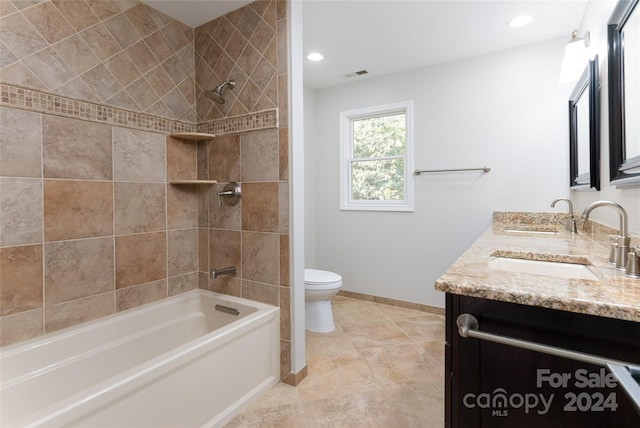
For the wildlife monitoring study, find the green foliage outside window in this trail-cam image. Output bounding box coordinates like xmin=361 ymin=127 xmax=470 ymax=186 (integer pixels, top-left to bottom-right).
xmin=351 ymin=113 xmax=406 ymax=201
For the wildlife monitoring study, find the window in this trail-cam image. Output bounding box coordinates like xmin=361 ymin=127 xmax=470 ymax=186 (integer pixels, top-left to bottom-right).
xmin=340 ymin=101 xmax=414 ymax=211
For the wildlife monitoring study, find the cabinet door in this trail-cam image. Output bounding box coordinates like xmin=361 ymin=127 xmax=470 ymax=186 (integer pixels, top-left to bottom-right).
xmin=447 ymin=294 xmax=640 ymax=428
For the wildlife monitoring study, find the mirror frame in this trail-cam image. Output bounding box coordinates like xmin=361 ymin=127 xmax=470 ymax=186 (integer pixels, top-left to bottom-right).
xmin=569 ymin=56 xmax=600 ymax=190
xmin=608 ymin=0 xmax=640 ymax=186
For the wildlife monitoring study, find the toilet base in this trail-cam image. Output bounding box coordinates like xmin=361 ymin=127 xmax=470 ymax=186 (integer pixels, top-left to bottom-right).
xmin=305 ymin=299 xmax=335 ymax=333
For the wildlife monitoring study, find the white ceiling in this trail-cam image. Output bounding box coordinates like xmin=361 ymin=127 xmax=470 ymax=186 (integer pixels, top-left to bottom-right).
xmin=142 ymin=0 xmax=589 ymax=89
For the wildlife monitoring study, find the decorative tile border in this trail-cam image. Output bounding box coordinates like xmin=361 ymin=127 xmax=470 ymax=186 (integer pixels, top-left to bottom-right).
xmin=198 ymin=108 xmax=279 ymax=135
xmin=0 ymin=83 xmax=278 ymax=136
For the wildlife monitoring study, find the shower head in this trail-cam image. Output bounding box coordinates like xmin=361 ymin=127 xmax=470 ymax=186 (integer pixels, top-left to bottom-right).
xmin=205 ymin=79 xmax=236 ymax=104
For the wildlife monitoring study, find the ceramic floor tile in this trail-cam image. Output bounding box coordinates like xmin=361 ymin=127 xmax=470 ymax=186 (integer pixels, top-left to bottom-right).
xmin=224 ymin=402 xmax=307 ymax=428
xmin=340 ymin=319 xmax=414 ymax=350
xmin=297 ymin=352 xmax=381 ymax=402
xmin=305 ymin=326 xmax=359 ymax=357
xmin=393 ymin=314 xmax=446 ymax=342
xmin=358 ymin=343 xmax=436 ymax=386
xmin=248 ymin=383 xmax=302 ymax=410
xmin=374 ymin=303 xmax=428 ymax=319
xmin=224 ymin=297 xmax=446 ymax=427
xmin=332 ymin=301 xmax=388 ymax=324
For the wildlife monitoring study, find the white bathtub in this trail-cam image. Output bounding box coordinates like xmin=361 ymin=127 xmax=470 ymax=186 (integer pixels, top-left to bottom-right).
xmin=0 ymin=290 xmax=280 ymax=427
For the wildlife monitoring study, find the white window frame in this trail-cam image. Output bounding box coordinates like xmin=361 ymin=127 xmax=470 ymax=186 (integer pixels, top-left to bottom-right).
xmin=339 ymin=100 xmax=414 ymax=212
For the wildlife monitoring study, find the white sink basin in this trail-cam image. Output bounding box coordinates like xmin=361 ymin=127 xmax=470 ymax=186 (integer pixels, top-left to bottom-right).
xmin=504 ymin=227 xmax=558 ymax=235
xmin=489 ymin=257 xmax=599 ymax=280
xmin=505 ymin=229 xmax=558 ymax=235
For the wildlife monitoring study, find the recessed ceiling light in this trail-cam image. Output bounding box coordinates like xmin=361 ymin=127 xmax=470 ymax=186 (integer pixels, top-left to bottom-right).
xmin=307 ymin=52 xmax=324 ymax=62
xmin=507 ymin=15 xmax=533 ymax=28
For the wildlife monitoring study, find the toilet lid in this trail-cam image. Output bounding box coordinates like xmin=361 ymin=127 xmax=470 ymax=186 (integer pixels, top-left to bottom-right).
xmin=305 ymin=269 xmax=342 ymax=285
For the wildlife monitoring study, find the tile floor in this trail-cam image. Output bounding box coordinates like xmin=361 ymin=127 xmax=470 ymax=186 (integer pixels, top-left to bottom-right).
xmin=225 ymin=296 xmax=446 ymax=427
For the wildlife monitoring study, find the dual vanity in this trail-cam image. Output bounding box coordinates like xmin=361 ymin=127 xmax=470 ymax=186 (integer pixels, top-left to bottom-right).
xmin=436 ymin=208 xmax=640 ymax=427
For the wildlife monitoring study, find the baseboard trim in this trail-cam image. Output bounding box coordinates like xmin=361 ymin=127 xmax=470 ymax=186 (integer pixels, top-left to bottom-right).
xmin=282 ymin=365 xmax=308 ymax=386
xmin=337 ymin=290 xmax=445 ymax=316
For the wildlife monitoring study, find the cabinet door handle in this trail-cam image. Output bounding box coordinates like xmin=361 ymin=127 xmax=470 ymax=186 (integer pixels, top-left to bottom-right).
xmin=457 ymin=313 xmax=640 ymax=413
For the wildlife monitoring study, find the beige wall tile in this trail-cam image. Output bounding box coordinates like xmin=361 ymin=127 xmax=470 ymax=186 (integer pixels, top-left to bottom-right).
xmin=242 ymin=231 xmax=278 ymax=285
xmin=278 ymin=181 xmax=289 ymax=233
xmin=116 ymin=279 xmax=167 ymax=311
xmin=22 ymin=47 xmax=76 ymax=90
xmin=241 ymin=129 xmax=278 ymax=182
xmin=0 ymin=178 xmax=43 ymax=246
xmin=52 ymin=0 xmax=100 ymax=32
xmin=168 ymin=272 xmax=198 ymax=296
xmin=167 ymin=184 xmax=198 ymax=229
xmin=52 ymin=34 xmax=101 ymax=75
xmin=279 ymin=234 xmax=289 ymax=286
xmin=0 ymin=12 xmax=48 ymax=58
xmin=166 ymin=136 xmax=197 ymax=181
xmin=208 ymin=134 xmax=240 ymax=182
xmin=276 ymin=16 xmax=287 ymax=74
xmin=125 ymin=40 xmax=158 ymax=74
xmin=280 ymin=339 xmax=291 ymax=381
xmin=124 ymin=4 xmax=158 ymax=38
xmin=198 ymin=227 xmax=209 ymax=272
xmin=105 ymin=50 xmax=139 ymax=87
xmin=242 ymin=182 xmax=278 ymax=232
xmin=113 ymin=127 xmax=166 ymax=182
xmin=79 ymin=23 xmax=120 ymax=61
xmin=44 ymin=180 xmax=113 ymax=241
xmin=279 ymin=285 xmax=290 ymax=340
xmin=44 ymin=237 xmax=114 ymax=305
xmin=0 ymin=245 xmax=43 ymax=316
xmin=210 ymin=229 xmax=241 ymax=278
xmin=0 ymin=308 xmax=43 ymax=346
xmin=42 ymin=115 xmax=112 ymax=180
xmin=209 ymin=276 xmax=241 ymax=297
xmin=114 ymin=182 xmax=165 ymax=234
xmin=81 ymin=64 xmax=122 ymax=102
xmin=22 ymin=1 xmax=75 ymax=44
xmin=278 ymin=73 xmax=288 ymax=128
xmin=103 ymin=12 xmax=139 ymax=49
xmin=242 ymin=279 xmax=278 ymax=306
xmin=86 ymin=0 xmax=120 ymax=21
xmin=198 ymin=186 xmax=210 ymax=227
xmin=168 ymin=228 xmax=198 ymax=276
xmin=115 ymin=232 xmax=167 ymax=289
xmin=0 ymin=107 xmax=42 ymax=178
xmin=45 ymin=292 xmax=114 ymax=332
xmin=279 ymin=127 xmax=288 ymax=180
xmin=144 ymin=31 xmax=174 ymax=63
xmin=209 ymin=183 xmax=242 ymax=230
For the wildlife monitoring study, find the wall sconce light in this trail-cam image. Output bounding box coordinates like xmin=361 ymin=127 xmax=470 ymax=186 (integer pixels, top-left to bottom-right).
xmin=559 ymin=30 xmax=591 ymax=84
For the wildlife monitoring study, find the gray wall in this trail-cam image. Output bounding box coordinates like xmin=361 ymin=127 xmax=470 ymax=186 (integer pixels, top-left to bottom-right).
xmin=305 ymin=37 xmax=574 ymax=307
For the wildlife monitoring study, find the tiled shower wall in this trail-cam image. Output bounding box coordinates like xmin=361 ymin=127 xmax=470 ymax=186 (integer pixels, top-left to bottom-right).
xmin=0 ymin=0 xmax=196 ymax=122
xmin=193 ymin=0 xmax=293 ymax=382
xmin=0 ymin=0 xmax=294 ymax=381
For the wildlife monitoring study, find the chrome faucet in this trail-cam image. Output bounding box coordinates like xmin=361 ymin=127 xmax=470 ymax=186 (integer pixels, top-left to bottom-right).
xmin=551 ymin=198 xmax=577 ymax=233
xmin=581 ymin=201 xmax=629 ymax=270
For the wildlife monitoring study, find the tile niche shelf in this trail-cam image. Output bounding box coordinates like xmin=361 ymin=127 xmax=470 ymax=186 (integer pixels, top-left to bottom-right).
xmin=167 ymin=132 xmax=217 ymax=185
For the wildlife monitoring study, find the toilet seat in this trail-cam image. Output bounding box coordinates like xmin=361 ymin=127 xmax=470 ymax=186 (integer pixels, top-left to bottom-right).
xmin=305 ymin=269 xmax=342 ymax=288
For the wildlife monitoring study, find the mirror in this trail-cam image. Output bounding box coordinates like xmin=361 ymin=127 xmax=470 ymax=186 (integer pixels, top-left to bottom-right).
xmin=569 ymin=56 xmax=600 ymax=190
xmin=608 ymin=0 xmax=640 ymax=186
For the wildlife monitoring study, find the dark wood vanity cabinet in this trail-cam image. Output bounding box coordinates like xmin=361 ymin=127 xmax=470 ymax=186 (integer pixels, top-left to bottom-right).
xmin=445 ymin=294 xmax=640 ymax=428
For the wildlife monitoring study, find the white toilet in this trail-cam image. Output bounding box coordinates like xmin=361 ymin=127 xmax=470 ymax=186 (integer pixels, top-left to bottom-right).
xmin=304 ymin=269 xmax=343 ymax=333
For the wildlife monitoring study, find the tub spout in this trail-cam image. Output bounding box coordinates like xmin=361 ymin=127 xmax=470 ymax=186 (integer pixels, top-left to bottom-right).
xmin=210 ymin=266 xmax=236 ymax=279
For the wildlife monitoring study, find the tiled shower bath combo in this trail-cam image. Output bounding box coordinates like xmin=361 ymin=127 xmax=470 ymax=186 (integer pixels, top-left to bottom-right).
xmin=0 ymin=0 xmax=297 ymax=391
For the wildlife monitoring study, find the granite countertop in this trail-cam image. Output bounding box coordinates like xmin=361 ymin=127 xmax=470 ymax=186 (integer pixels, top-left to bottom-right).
xmin=434 ymin=212 xmax=640 ymax=323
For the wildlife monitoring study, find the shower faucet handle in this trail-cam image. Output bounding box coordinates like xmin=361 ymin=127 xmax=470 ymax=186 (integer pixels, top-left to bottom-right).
xmin=216 ymin=182 xmax=241 ymax=207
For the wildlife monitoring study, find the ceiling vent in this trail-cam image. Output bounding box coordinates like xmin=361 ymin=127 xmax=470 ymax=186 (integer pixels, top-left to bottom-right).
xmin=344 ymin=70 xmax=369 ymax=78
